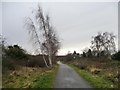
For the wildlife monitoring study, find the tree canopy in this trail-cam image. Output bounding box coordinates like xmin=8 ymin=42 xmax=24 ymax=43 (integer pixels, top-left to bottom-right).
xmin=91 ymin=32 xmax=116 ymax=57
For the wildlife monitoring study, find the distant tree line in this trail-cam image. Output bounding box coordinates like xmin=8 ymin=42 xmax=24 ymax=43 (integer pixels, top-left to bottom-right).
xmin=66 ymin=51 xmax=80 ymax=61
xmin=82 ymin=32 xmax=116 ymax=58
xmin=65 ymin=32 xmax=119 ymax=61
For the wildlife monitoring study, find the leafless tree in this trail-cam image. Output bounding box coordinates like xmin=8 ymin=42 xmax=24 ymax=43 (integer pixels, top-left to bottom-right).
xmin=91 ymin=32 xmax=103 ymax=57
xmin=91 ymin=32 xmax=116 ymax=58
xmin=25 ymin=5 xmax=60 ymax=67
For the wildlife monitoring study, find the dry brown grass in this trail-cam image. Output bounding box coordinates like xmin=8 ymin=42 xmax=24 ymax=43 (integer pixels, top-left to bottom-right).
xmin=3 ymin=65 xmax=58 ymax=88
xmin=67 ymin=58 xmax=120 ymax=87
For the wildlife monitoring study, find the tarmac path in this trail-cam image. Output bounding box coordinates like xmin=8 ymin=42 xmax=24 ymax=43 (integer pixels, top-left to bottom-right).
xmin=54 ymin=62 xmax=92 ymax=88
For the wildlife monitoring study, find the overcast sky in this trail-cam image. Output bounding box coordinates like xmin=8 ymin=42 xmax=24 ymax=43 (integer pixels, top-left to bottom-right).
xmin=1 ymin=2 xmax=118 ymax=55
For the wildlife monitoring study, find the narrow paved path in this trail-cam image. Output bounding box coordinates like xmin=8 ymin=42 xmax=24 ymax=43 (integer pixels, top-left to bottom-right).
xmin=54 ymin=63 xmax=92 ymax=88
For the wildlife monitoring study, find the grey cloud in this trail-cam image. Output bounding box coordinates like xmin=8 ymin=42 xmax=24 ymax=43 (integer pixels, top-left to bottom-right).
xmin=2 ymin=2 xmax=118 ymax=55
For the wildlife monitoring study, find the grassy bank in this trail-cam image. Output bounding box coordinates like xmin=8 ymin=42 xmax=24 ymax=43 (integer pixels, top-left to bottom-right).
xmin=3 ymin=65 xmax=58 ymax=88
xmin=69 ymin=64 xmax=117 ymax=88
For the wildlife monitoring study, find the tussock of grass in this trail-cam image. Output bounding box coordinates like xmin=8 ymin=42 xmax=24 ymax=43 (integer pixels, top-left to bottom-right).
xmin=3 ymin=65 xmax=58 ymax=88
xmin=69 ymin=64 xmax=117 ymax=88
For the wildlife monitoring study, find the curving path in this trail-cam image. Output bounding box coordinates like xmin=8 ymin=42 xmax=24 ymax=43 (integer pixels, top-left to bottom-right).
xmin=54 ymin=62 xmax=92 ymax=88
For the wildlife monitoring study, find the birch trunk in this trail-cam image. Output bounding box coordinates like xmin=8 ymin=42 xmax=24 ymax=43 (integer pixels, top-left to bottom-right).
xmin=48 ymin=54 xmax=52 ymax=67
xmin=42 ymin=55 xmax=49 ymax=68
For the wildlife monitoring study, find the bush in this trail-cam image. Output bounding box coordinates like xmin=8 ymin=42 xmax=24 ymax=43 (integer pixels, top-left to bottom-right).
xmin=2 ymin=57 xmax=16 ymax=72
xmin=79 ymin=65 xmax=86 ymax=70
xmin=27 ymin=55 xmax=48 ymax=67
xmin=5 ymin=45 xmax=28 ymax=59
xmin=112 ymin=51 xmax=120 ymax=61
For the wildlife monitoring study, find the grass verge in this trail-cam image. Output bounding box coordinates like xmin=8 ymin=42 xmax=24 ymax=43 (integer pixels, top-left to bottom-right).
xmin=3 ymin=65 xmax=58 ymax=88
xmin=69 ymin=64 xmax=116 ymax=88
xmin=31 ymin=65 xmax=58 ymax=88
